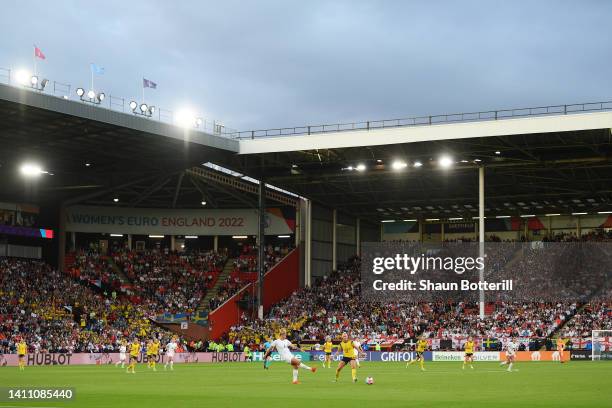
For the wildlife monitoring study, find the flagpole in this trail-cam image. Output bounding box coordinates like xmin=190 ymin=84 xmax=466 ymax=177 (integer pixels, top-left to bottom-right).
xmin=142 ymin=78 xmax=145 ymax=104
xmin=91 ymin=65 xmax=94 ymax=92
xmin=33 ymin=46 xmax=37 ymax=76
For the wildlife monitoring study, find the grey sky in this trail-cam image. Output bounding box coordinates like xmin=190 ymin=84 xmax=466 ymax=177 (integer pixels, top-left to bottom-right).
xmin=1 ymin=1 xmax=611 ymax=131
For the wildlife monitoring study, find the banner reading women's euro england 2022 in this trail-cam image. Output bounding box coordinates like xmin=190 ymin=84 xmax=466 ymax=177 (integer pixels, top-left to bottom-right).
xmin=64 ymin=206 xmax=295 ymax=236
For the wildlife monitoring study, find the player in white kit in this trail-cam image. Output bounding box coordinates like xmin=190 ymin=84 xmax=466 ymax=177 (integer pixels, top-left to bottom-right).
xmin=164 ymin=337 xmax=178 ymax=371
xmin=263 ymin=329 xmax=317 ymax=384
xmin=115 ymin=340 xmax=127 ymax=368
xmin=500 ymin=337 xmax=517 ymax=372
xmin=353 ymin=340 xmax=361 ymax=368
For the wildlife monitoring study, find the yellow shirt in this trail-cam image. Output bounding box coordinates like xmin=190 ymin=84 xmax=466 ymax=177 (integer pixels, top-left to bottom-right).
xmin=464 ymin=341 xmax=475 ymax=354
xmin=324 ymin=341 xmax=333 ymax=353
xmin=556 ymin=339 xmax=565 ymax=350
xmin=149 ymin=342 xmax=159 ymax=354
xmin=130 ymin=342 xmax=141 ymax=357
xmin=416 ymin=339 xmax=427 ymax=353
xmin=340 ymin=340 xmax=355 ymax=358
xmin=17 ymin=342 xmax=27 ymax=355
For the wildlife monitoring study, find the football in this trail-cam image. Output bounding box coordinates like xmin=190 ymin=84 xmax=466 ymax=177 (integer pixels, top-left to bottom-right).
xmin=365 ymin=376 xmax=375 ymax=385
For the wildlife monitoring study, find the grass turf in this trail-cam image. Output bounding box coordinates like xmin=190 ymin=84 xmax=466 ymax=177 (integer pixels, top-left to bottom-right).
xmin=0 ymin=361 xmax=610 ymax=408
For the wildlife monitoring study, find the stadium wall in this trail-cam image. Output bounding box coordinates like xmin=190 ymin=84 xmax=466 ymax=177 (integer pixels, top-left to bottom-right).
xmin=157 ymin=322 xmax=209 ymax=342
xmin=208 ymin=247 xmax=300 ymax=339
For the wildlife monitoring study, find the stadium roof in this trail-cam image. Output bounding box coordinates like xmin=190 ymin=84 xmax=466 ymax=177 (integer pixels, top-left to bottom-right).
xmin=227 ymin=106 xmax=612 ymax=220
xmin=0 ymin=83 xmax=243 ymax=209
xmin=2 ymin=82 xmax=612 ymax=220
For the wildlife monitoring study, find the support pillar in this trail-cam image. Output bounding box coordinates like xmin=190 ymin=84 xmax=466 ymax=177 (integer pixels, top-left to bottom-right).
xmin=58 ymin=205 xmax=66 ymax=272
xmin=332 ymin=209 xmax=337 ymax=271
xmin=213 ymin=235 xmax=219 ymax=252
xmin=356 ymin=218 xmax=360 ymax=255
xmin=127 ymin=234 xmax=132 ymax=250
xmin=294 ymin=204 xmax=300 ymax=247
xmin=304 ymin=199 xmax=312 ymax=287
xmin=70 ymin=232 xmax=76 ymax=252
xmin=170 ymin=235 xmax=176 ymax=251
xmin=257 ymin=175 xmax=266 ymax=318
xmin=419 ymin=219 xmax=424 ymax=242
xmin=478 ymin=166 xmax=485 ymax=319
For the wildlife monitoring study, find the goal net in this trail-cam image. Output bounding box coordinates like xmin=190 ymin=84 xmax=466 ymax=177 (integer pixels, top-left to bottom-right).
xmin=591 ymin=330 xmax=612 ymax=361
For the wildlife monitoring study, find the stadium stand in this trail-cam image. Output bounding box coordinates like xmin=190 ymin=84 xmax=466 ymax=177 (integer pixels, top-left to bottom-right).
xmin=226 ymin=236 xmax=611 ymax=352
xmin=0 ymin=257 xmax=183 ymax=354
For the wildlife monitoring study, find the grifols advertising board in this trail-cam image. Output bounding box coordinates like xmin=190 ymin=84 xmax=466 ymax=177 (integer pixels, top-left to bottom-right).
xmin=64 ymin=206 xmax=295 ymax=236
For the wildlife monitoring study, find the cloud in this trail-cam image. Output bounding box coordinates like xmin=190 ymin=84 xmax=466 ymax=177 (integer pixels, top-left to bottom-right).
xmin=1 ymin=0 xmax=611 ymax=131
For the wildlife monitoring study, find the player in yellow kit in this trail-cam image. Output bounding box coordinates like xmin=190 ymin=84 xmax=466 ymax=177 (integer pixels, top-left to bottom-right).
xmin=556 ymin=338 xmax=566 ymax=363
xmin=17 ymin=338 xmax=27 ymax=371
xmin=147 ymin=339 xmax=160 ymax=371
xmin=323 ymin=336 xmax=334 ymax=368
xmin=334 ymin=332 xmax=360 ymax=383
xmin=463 ymin=336 xmax=475 ymax=370
xmin=407 ymin=336 xmax=428 ymax=371
xmin=127 ymin=339 xmax=141 ymax=374
xmin=146 ymin=340 xmax=153 ymax=369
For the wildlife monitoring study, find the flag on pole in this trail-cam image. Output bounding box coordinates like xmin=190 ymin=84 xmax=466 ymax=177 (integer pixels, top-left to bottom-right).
xmin=34 ymin=45 xmax=46 ymax=60
xmin=90 ymin=63 xmax=105 ymax=75
xmin=143 ymin=78 xmax=157 ymax=89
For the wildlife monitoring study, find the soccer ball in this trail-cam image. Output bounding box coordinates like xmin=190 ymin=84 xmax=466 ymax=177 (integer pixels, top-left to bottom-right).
xmin=365 ymin=376 xmax=374 ymax=385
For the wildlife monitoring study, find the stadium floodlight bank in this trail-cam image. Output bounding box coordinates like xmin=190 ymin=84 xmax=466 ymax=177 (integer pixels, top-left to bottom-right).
xmin=591 ymin=330 xmax=612 ymax=361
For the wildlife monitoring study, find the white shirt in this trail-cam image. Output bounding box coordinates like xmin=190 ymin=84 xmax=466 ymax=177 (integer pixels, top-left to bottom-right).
xmin=506 ymin=341 xmax=517 ymax=355
xmin=271 ymin=339 xmax=293 ymax=359
xmin=119 ymin=345 xmax=126 ymax=354
xmin=166 ymin=342 xmax=177 ymax=355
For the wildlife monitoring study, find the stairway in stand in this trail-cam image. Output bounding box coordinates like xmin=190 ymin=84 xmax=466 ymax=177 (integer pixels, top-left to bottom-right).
xmin=197 ymin=257 xmax=235 ymax=314
xmin=105 ymin=255 xmax=132 ymax=285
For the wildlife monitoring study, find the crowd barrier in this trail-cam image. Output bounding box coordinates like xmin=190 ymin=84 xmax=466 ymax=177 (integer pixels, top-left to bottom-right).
xmin=0 ymin=350 xmax=579 ymax=366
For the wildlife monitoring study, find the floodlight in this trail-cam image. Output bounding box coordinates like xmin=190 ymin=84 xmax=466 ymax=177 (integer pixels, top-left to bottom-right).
xmin=20 ymin=163 xmax=44 ymax=177
xmin=195 ymin=118 xmax=203 ymax=127
xmin=391 ymin=160 xmax=407 ymax=170
xmin=356 ymin=163 xmax=366 ymax=172
xmin=140 ymin=104 xmax=148 ymax=113
xmin=87 ymin=90 xmax=95 ymax=99
xmin=40 ymin=78 xmax=49 ymax=90
xmin=129 ymin=101 xmax=138 ymax=111
xmin=175 ymin=109 xmax=196 ymax=128
xmin=413 ymin=161 xmax=423 ymax=168
xmin=76 ymin=87 xmax=85 ymax=97
xmin=15 ymin=70 xmax=29 ymax=85
xmin=97 ymin=92 xmax=105 ymax=102
xmin=30 ymin=75 xmax=38 ymax=86
xmin=113 ymin=197 xmax=119 ymax=202
xmin=201 ymin=200 xmax=207 ymax=206
xmin=439 ymin=156 xmax=453 ymax=168
xmin=148 ymin=106 xmax=155 ymax=115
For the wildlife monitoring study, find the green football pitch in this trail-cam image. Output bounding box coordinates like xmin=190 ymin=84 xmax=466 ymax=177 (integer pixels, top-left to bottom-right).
xmin=0 ymin=361 xmax=610 ymax=408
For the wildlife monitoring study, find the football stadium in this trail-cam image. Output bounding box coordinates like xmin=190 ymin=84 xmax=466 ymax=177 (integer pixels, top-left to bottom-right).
xmin=1 ymin=2 xmax=611 ymax=408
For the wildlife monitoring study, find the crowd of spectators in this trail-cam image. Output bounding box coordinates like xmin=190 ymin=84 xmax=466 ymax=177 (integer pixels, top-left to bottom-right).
xmin=0 ymin=257 xmax=184 ymax=354
xmin=228 ymin=234 xmax=611 ymax=351
xmin=112 ymin=249 xmax=227 ymax=315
